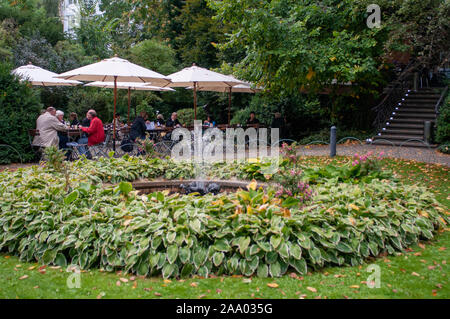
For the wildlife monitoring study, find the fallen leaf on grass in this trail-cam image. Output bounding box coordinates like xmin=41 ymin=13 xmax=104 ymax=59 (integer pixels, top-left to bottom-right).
xmin=349 ymin=285 xmax=360 ymax=289
xmin=33 ymin=286 xmax=39 ymax=289
xmin=154 ymin=292 xmax=162 ymax=297
xmin=267 ymin=283 xmax=279 ymax=288
xmin=116 ymin=281 xmax=121 ymax=287
xmin=96 ymin=292 xmax=105 ymax=299
xmin=19 ymin=275 xmax=28 ymax=280
xmin=190 ymin=282 xmax=198 ymax=287
xmin=198 ymin=294 xmax=207 ymax=299
xmin=411 ymin=272 xmax=420 ymax=277
xmin=119 ymin=277 xmax=129 ymax=283
xmin=242 ymin=278 xmax=252 ymax=284
xmin=306 ymin=287 xmax=317 ymax=293
xmin=28 ymin=266 xmax=36 ymax=270
xmin=216 ymin=289 xmax=222 ymax=294
xmin=163 ymin=279 xmax=172 ymax=284
xmin=438 ymin=247 xmax=446 ymax=251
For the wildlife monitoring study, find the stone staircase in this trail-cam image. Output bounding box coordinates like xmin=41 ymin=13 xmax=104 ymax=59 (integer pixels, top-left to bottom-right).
xmin=372 ymin=87 xmax=443 ymax=147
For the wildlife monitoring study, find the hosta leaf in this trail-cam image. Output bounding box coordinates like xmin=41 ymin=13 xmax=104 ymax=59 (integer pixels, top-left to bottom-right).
xmin=180 ymin=263 xmax=194 ymax=277
xmin=309 ymin=247 xmax=322 ymax=264
xmin=368 ymin=242 xmax=379 ymax=256
xmin=118 ymin=182 xmax=133 ymax=195
xmin=298 ymin=237 xmax=312 ymax=250
xmin=360 ymin=242 xmax=370 ymax=257
xmin=265 ymin=251 xmax=278 ymax=264
xmin=193 ymin=248 xmax=207 ymax=268
xmin=212 ymin=252 xmax=224 ymax=267
xmin=64 ymin=190 xmax=79 ymax=205
xmin=213 ymin=239 xmax=230 ymax=252
xmin=278 ymin=242 xmax=289 ymax=259
xmin=248 ymin=256 xmax=259 ymax=271
xmin=197 ymin=265 xmax=209 ymax=278
xmin=166 ymin=232 xmax=176 ymax=244
xmin=54 ymin=253 xmax=67 ymax=267
xmin=336 ymin=242 xmax=353 ymax=253
xmin=256 ymin=241 xmax=271 ymax=252
xmin=289 ymin=244 xmax=302 ymax=260
xmin=137 ymin=260 xmax=149 ymax=276
xmin=162 ymin=263 xmax=176 ymax=278
xmin=257 ymin=264 xmax=269 ymax=277
xmin=179 ymin=247 xmax=191 ymax=264
xmin=249 ymin=244 xmax=260 ymax=256
xmin=42 ymin=249 xmax=57 ymax=264
xmin=167 ymin=245 xmax=178 ymax=264
xmin=190 ymin=219 xmax=202 ymax=233
xmin=269 ymin=261 xmax=281 ymax=277
xmin=270 ymin=235 xmax=282 ymax=249
xmin=290 ymin=258 xmax=307 ymax=274
xmin=239 ymin=237 xmax=251 ymax=255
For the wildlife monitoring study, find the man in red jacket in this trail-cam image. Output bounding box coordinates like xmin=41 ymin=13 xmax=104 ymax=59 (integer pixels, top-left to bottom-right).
xmin=81 ymin=110 xmax=105 ymax=146
xmin=77 ymin=110 xmax=105 ymax=158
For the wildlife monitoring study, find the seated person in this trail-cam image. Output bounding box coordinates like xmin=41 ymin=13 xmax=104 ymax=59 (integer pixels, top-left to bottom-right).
xmin=56 ymin=110 xmax=69 ymax=150
xmin=246 ymin=112 xmax=260 ymax=125
xmin=78 ymin=110 xmax=105 ymax=157
xmin=69 ymin=112 xmax=80 ymax=126
xmin=166 ymin=112 xmax=182 ymax=128
xmin=32 ymin=107 xmax=68 ymax=148
xmin=203 ymin=115 xmax=216 ymax=127
xmin=130 ymin=111 xmax=148 ymax=141
xmin=155 ymin=113 xmax=165 ymax=127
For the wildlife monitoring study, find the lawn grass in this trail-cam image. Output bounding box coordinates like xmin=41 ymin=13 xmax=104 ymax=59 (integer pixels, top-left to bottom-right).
xmin=0 ymin=156 xmax=448 ymax=299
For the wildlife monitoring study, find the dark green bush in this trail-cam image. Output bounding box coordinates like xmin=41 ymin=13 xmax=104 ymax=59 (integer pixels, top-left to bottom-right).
xmin=436 ymin=95 xmax=450 ymax=146
xmin=177 ymin=107 xmax=206 ymax=126
xmin=0 ymin=62 xmax=42 ymax=164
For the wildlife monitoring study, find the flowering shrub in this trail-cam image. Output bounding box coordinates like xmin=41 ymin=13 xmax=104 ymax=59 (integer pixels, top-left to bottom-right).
xmin=350 ymin=151 xmax=384 ymax=177
xmin=274 ymin=168 xmax=313 ymax=204
xmin=281 ymin=142 xmax=298 ymax=164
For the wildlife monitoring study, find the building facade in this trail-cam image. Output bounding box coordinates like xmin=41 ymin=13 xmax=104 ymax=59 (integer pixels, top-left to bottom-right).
xmin=59 ymin=0 xmax=102 ymax=34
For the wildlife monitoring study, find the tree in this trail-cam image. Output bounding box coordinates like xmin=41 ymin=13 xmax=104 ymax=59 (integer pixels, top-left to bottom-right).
xmin=0 ymin=62 xmax=43 ymax=163
xmin=129 ymin=39 xmax=177 ymax=75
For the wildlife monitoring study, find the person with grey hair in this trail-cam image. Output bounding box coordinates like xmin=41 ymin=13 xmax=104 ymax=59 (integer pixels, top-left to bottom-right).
xmin=32 ymin=106 xmax=68 ymax=147
xmin=55 ymin=110 xmax=69 ymax=151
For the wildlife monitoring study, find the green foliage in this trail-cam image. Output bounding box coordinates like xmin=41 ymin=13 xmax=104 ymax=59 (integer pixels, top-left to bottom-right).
xmin=436 ymin=95 xmax=450 ymax=145
xmin=0 ymin=62 xmax=42 ymax=163
xmin=0 ymin=158 xmax=447 ymax=278
xmin=177 ymin=107 xmax=206 ymax=126
xmin=67 ymin=88 xmax=113 ymax=122
xmin=129 ymin=39 xmax=177 ymax=75
xmin=42 ymin=146 xmax=66 ymax=172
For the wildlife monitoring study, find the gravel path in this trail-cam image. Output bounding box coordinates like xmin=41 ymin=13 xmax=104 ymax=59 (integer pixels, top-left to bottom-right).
xmin=296 ymin=144 xmax=450 ymax=166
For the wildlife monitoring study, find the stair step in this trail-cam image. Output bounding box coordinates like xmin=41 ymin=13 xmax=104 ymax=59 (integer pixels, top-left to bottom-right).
xmin=408 ymin=94 xmax=441 ymax=98
xmin=389 ymin=118 xmax=432 ymax=124
xmin=383 ymin=129 xmax=424 ymax=135
xmin=399 ymin=103 xmax=435 ymax=108
xmin=386 ymin=123 xmax=424 ymax=129
xmin=377 ymin=134 xmax=424 ymax=140
xmin=370 ymin=139 xmax=436 ymax=148
xmin=396 ymin=108 xmax=436 ymax=113
xmin=403 ymin=99 xmax=439 ymax=103
xmin=394 ymin=113 xmax=436 ymax=119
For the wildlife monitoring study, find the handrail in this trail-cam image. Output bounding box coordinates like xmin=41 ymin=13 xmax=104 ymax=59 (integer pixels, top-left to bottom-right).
xmin=435 ymin=85 xmax=449 ymax=114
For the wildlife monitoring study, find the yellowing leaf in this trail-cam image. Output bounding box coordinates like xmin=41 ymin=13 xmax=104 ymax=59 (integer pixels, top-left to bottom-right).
xmin=19 ymin=275 xmax=28 ymax=280
xmin=330 ymin=56 xmax=337 ymax=62
xmin=307 ymin=286 xmax=317 ymax=293
xmin=349 ymin=285 xmax=360 ymax=289
xmin=306 ymin=68 xmax=315 ymax=81
xmin=267 ymin=282 xmax=279 ymax=288
xmin=247 ymin=180 xmax=257 ymax=191
xmin=348 ymin=203 xmax=359 ymax=211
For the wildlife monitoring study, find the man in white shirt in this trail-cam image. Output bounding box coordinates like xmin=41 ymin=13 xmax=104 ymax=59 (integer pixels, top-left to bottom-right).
xmin=32 ymin=107 xmax=68 ymax=147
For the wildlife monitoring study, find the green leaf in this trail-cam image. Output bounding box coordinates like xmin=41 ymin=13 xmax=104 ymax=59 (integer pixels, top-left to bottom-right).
xmin=64 ymin=190 xmax=79 ymax=205
xmin=336 ymin=242 xmax=353 ymax=253
xmin=256 ymin=241 xmax=272 ymax=252
xmin=269 ymin=261 xmax=281 ymax=277
xmin=270 ymin=235 xmax=282 ymax=249
xmin=179 ymin=247 xmax=191 ymax=264
xmin=289 ymin=244 xmax=302 ymax=260
xmin=54 ymin=253 xmax=67 ymax=267
xmin=257 ymin=264 xmax=269 ymax=277
xmin=239 ymin=237 xmax=251 ymax=255
xmin=193 ymin=248 xmax=207 ymax=268
xmin=162 ymin=263 xmax=176 ymax=278
xmin=213 ymin=239 xmax=230 ymax=252
xmin=212 ymin=252 xmax=224 ymax=267
xmin=290 ymin=258 xmax=307 ymax=274
xmin=278 ymin=242 xmax=289 ymax=259
xmin=42 ymin=249 xmax=57 ymax=264
xmin=180 ymin=263 xmax=194 ymax=277
xmin=118 ymin=182 xmax=133 ymax=195
xmin=167 ymin=245 xmax=178 ymax=264
xmin=309 ymin=247 xmax=322 ymax=263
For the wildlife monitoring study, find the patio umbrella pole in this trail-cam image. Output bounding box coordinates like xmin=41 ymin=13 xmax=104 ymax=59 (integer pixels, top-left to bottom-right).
xmin=228 ymin=87 xmax=232 ymax=125
xmin=127 ymin=87 xmax=131 ymax=125
xmin=113 ymin=76 xmax=117 ymax=152
xmin=193 ymin=81 xmax=197 ymax=120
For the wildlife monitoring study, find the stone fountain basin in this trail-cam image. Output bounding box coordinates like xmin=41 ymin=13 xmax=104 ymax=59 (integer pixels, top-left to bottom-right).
xmin=132 ymin=180 xmax=266 ymax=194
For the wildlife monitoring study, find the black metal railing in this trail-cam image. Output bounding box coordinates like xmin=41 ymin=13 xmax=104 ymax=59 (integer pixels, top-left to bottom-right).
xmin=435 ymin=85 xmax=449 ymax=115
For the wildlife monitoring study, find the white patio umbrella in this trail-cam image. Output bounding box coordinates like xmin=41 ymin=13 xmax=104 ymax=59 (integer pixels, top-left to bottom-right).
xmin=12 ymin=63 xmax=82 ymax=86
xmin=55 ymin=56 xmax=171 ymax=149
xmin=85 ymin=81 xmax=175 ymax=124
xmin=165 ymin=64 xmax=245 ymax=120
xmin=187 ymin=79 xmax=262 ymax=124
